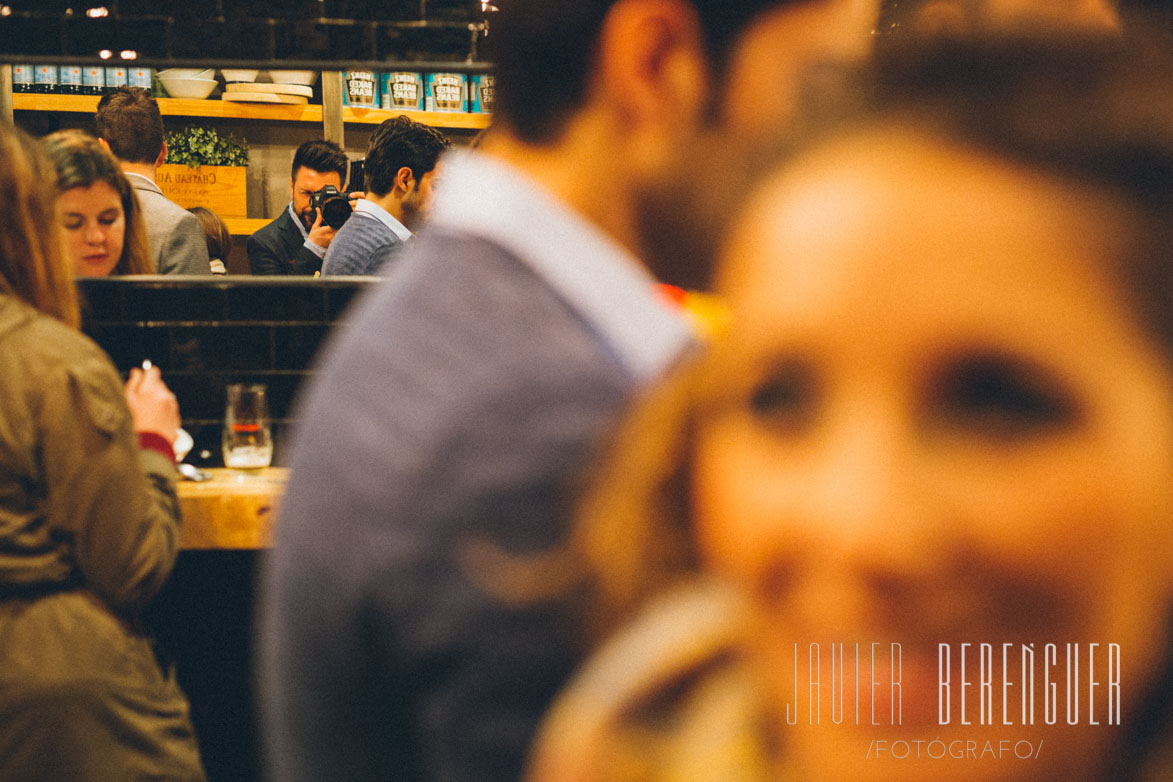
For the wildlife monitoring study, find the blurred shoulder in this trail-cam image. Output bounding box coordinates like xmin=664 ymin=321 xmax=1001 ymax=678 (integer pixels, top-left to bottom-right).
xmin=0 ymin=295 xmax=118 ymax=382
xmin=347 ymin=230 xmax=631 ymax=400
xmin=528 ymin=580 xmax=775 ymax=782
xmin=368 ymin=229 xmax=593 ymax=335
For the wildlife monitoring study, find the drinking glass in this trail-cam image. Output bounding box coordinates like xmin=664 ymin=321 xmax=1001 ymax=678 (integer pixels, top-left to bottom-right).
xmin=222 ymin=383 xmax=273 ymax=471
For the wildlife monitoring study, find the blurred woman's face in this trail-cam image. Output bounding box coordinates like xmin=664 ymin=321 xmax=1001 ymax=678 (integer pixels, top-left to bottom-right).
xmin=59 ymin=182 xmax=125 ymax=277
xmin=693 ymin=128 xmax=1173 ymax=781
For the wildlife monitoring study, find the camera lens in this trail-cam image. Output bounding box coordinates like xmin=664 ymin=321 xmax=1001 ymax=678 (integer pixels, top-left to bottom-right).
xmin=321 ymin=197 xmax=352 ymax=229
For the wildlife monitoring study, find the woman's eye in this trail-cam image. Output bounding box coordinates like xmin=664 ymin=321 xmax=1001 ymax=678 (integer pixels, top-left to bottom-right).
xmin=63 ymin=217 xmax=83 ymax=230
xmin=99 ymin=211 xmax=121 ymax=226
xmin=748 ymin=361 xmax=817 ymax=429
xmin=933 ymin=355 xmax=1079 ymax=438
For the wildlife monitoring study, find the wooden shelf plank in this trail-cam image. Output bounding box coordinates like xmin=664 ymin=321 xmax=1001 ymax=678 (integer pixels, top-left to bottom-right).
xmin=13 ymin=93 xmax=491 ymax=130
xmin=342 ymin=106 xmax=490 ymax=129
xmin=224 ymin=218 xmax=271 ymax=236
xmin=162 ymin=97 xmax=325 ymax=122
xmin=13 ymin=93 xmax=100 ymax=113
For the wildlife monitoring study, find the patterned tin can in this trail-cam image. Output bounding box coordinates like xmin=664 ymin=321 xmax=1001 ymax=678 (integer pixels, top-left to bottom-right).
xmin=127 ymin=66 xmax=153 ymax=90
xmin=105 ymin=65 xmax=128 ymax=89
xmin=343 ymin=70 xmax=378 ymax=108
xmin=380 ymin=72 xmax=423 ymax=111
xmin=12 ymin=65 xmax=33 ymax=93
xmin=33 ymin=64 xmax=59 ymax=94
xmin=469 ymin=74 xmax=494 ymax=113
xmin=59 ymin=64 xmax=84 ymax=95
xmin=425 ymin=72 xmax=467 ymax=113
xmin=83 ymin=64 xmax=106 ymax=95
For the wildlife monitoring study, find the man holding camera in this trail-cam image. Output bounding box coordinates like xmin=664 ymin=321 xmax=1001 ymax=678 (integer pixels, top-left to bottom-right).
xmin=248 ymin=139 xmax=350 ymax=275
xmin=320 ymin=115 xmax=450 ymax=276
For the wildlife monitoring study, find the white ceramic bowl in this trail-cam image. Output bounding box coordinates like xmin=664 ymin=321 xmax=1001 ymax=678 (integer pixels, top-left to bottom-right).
xmin=158 ymin=67 xmax=214 ymax=80
xmin=159 ymin=76 xmax=218 ymax=100
xmin=221 ymin=68 xmax=259 ymax=83
xmin=268 ymin=69 xmax=317 ymax=86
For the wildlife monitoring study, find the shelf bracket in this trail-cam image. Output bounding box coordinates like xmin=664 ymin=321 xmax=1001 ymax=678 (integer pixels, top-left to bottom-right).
xmin=322 ymin=71 xmax=345 ymax=148
xmin=0 ymin=66 xmax=12 ymax=125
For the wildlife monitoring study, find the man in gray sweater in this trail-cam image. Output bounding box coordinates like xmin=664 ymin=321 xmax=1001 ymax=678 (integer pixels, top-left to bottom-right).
xmin=258 ymin=2 xmax=881 ymax=781
xmin=321 ymin=116 xmax=450 ymax=276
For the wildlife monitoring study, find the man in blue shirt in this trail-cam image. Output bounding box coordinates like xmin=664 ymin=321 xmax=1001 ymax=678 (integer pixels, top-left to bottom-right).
xmin=258 ymin=2 xmax=881 ymax=781
xmin=322 ymin=116 xmax=450 ymax=276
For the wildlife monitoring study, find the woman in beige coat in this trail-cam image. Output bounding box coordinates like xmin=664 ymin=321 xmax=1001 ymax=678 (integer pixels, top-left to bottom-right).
xmin=0 ymin=123 xmax=205 ymax=780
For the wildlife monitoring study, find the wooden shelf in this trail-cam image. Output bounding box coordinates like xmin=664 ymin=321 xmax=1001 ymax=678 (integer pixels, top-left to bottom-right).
xmin=341 ymin=105 xmax=488 ymax=129
xmin=13 ymin=93 xmax=491 ymax=130
xmin=224 ymin=218 xmax=270 ymax=236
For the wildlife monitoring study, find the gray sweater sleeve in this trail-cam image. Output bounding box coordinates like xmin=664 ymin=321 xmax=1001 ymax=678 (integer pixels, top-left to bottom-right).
xmin=321 ymin=215 xmax=403 ymax=276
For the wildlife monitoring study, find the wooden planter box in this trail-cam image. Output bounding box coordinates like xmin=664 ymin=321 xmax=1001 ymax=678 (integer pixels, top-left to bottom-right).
xmin=157 ymin=164 xmax=247 ymax=218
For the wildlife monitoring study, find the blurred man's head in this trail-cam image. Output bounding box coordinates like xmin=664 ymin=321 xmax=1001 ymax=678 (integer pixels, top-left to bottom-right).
xmin=482 ymin=0 xmax=882 ymax=288
xmin=489 ymin=0 xmax=880 ymax=145
xmin=364 ymin=115 xmax=451 ymax=230
xmin=881 ymin=0 xmax=1120 ymax=36
xmin=95 ymin=87 xmax=165 ymax=166
xmin=290 ymin=140 xmax=349 ymax=232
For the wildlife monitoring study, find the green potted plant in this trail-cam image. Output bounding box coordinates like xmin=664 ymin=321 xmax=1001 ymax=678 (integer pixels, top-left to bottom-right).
xmin=158 ymin=126 xmax=250 ymax=217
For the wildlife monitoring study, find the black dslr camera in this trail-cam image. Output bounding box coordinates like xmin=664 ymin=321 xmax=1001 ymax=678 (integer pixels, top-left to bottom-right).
xmin=310 ymin=185 xmax=352 ymax=229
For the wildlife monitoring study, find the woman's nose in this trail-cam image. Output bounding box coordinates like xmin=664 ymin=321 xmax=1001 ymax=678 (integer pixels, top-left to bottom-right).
xmin=83 ymin=222 xmax=104 ymax=244
xmin=804 ymin=415 xmax=941 ymax=580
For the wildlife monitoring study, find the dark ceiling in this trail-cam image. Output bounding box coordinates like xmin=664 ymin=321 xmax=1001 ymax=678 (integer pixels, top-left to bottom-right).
xmin=0 ymin=1 xmax=494 ymax=70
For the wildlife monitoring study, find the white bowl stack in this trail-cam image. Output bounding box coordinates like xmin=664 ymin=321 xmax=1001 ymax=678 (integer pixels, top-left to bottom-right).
xmin=222 ymin=70 xmax=317 ymax=105
xmin=268 ymin=70 xmax=318 ymax=86
xmin=221 ymin=69 xmax=260 ymax=84
xmin=158 ymin=68 xmax=218 ymax=99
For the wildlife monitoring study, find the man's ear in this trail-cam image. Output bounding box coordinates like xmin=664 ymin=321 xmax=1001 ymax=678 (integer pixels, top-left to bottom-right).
xmin=155 ymin=140 xmax=167 ymax=168
xmin=98 ymin=137 xmax=112 ymax=153
xmin=593 ymin=0 xmax=708 ymax=131
xmin=395 ymin=166 xmax=416 ymax=195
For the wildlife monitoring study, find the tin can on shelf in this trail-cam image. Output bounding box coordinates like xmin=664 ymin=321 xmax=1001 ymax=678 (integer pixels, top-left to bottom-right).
xmin=470 ymin=74 xmax=494 ymax=114
xmin=380 ymin=72 xmax=423 ymax=111
xmin=127 ymin=66 xmax=152 ymax=90
xmin=105 ymin=65 xmax=128 ymax=89
xmin=343 ymin=70 xmax=378 ymax=108
xmin=12 ymin=65 xmax=33 ymax=94
xmin=33 ymin=65 xmax=59 ymax=94
xmin=59 ymin=64 xmax=84 ymax=95
xmin=425 ymin=72 xmax=467 ymax=113
xmin=83 ymin=64 xmax=106 ymax=95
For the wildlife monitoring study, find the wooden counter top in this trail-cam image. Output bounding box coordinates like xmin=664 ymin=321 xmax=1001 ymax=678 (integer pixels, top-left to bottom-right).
xmin=177 ymin=467 xmax=288 ymax=550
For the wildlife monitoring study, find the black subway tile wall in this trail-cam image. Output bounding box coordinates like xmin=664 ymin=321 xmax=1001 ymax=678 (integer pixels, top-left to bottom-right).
xmin=78 ymin=277 xmax=375 ymax=468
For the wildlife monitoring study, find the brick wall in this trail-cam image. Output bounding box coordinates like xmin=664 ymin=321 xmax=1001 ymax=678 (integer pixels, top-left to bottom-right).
xmin=78 ymin=276 xmax=374 ymax=467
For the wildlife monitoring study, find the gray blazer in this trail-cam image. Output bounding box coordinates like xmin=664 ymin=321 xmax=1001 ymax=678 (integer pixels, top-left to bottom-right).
xmin=127 ymin=174 xmax=212 ymax=275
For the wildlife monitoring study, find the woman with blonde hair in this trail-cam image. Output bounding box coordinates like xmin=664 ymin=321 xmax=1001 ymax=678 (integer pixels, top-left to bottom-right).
xmin=529 ymin=27 xmax=1173 ymax=782
xmin=42 ymin=128 xmax=154 ymax=276
xmin=0 ymin=123 xmax=205 ymax=779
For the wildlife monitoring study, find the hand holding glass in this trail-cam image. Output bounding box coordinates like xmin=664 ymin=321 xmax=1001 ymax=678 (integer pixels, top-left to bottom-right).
xmin=223 ymin=383 xmax=273 ymax=470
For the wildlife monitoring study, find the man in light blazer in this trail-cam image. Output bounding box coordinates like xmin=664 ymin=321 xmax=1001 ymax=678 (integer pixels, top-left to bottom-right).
xmin=96 ymin=87 xmax=212 ymax=276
